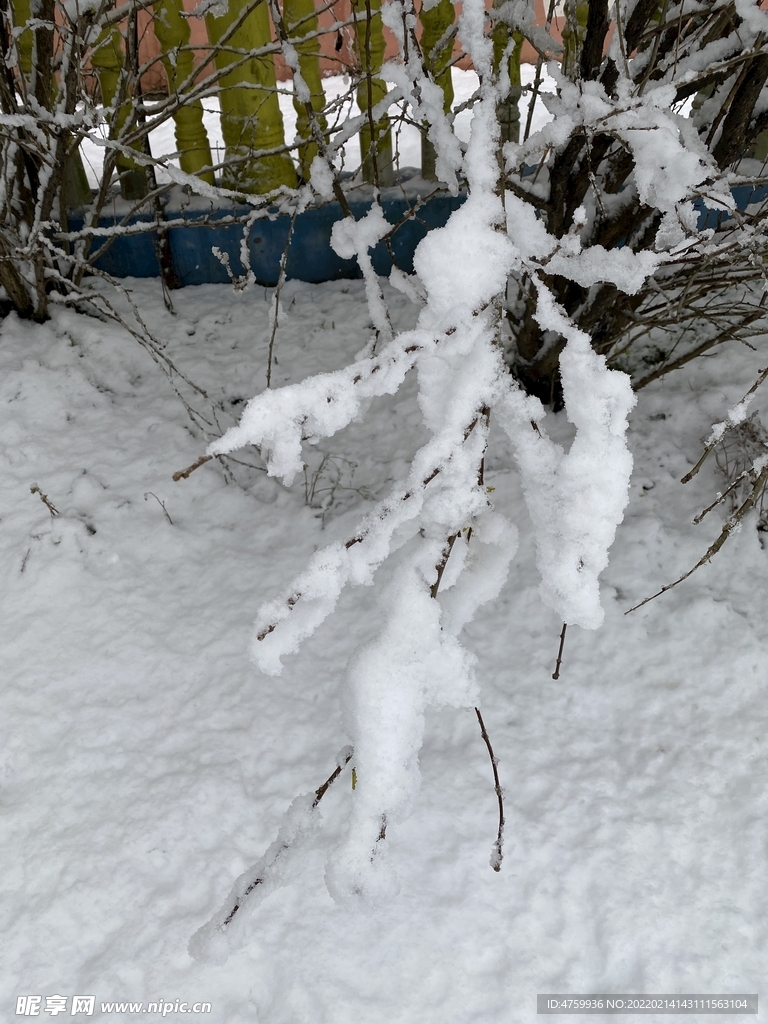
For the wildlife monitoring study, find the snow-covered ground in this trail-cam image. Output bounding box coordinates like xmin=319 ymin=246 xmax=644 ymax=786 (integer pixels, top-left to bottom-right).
xmin=2 ymin=253 xmax=768 ymax=1017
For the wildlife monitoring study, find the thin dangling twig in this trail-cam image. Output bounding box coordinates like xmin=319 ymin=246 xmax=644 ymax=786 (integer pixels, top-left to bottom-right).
xmin=267 ymin=204 xmax=299 ymax=388
xmin=474 ymin=707 xmax=505 ymax=872
xmin=551 ymin=622 xmax=567 ymax=679
xmin=426 ymin=408 xmax=506 ymax=872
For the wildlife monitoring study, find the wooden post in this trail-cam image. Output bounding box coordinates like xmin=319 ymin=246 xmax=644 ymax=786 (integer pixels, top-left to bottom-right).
xmin=419 ymin=0 xmax=455 ymax=181
xmin=284 ymin=0 xmax=327 ymax=182
xmin=154 ymin=0 xmax=215 ymax=184
xmin=352 ymin=0 xmax=393 ymax=186
xmin=205 ymin=0 xmax=297 ymax=193
xmin=11 ymin=0 xmax=91 ymax=208
xmin=91 ymin=23 xmax=148 ymax=199
xmin=491 ymin=0 xmax=523 ymax=145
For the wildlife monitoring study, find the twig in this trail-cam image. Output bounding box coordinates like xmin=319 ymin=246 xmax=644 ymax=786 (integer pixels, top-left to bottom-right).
xmin=312 ymin=752 xmax=353 ymax=807
xmin=528 ymin=0 xmax=557 ymax=144
xmin=30 ymin=483 xmax=58 ymax=516
xmin=266 ymin=205 xmax=299 ymax=388
xmin=692 ymin=470 xmax=752 ymax=524
xmin=474 ymin=707 xmax=505 ymax=872
xmin=220 ymin=750 xmax=353 ymax=929
xmin=423 ymin=411 xmax=505 ymax=872
xmin=429 ymin=532 xmax=459 ymax=598
xmin=144 ymin=491 xmax=173 ymax=524
xmin=632 ymin=313 xmax=765 ymax=392
xmin=551 ymin=622 xmax=567 ymax=679
xmin=257 ymin=460 xmax=447 ymax=639
xmin=64 ymin=282 xmax=215 ymax=434
xmin=626 ymin=462 xmax=768 ymax=614
xmin=681 ymin=365 xmax=768 ymax=484
xmin=172 ymin=454 xmax=213 ymax=481
xmin=256 ymin=402 xmax=485 ymax=638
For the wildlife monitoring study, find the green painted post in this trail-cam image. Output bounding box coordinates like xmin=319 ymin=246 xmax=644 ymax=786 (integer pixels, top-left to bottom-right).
xmin=284 ymin=0 xmax=327 ymax=182
xmin=419 ymin=0 xmax=455 ymax=181
xmin=352 ymin=0 xmax=393 ymax=186
xmin=91 ymin=24 xmax=147 ymax=199
xmin=491 ymin=0 xmax=523 ymax=145
xmin=560 ymin=0 xmax=589 ymax=77
xmin=205 ymin=0 xmax=297 ymax=193
xmin=60 ymin=146 xmax=93 ymax=211
xmin=11 ymin=0 xmax=33 ymax=76
xmin=154 ymin=0 xmax=215 ymax=184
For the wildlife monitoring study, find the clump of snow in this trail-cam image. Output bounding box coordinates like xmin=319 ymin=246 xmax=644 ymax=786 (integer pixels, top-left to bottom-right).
xmin=331 ymin=204 xmax=394 ymax=343
xmin=728 ymin=399 xmax=752 ymax=427
xmin=706 ymin=394 xmax=760 ymax=450
xmin=733 ymin=0 xmax=768 ymax=36
xmin=545 ymin=244 xmax=662 ymax=295
xmin=413 ymin=199 xmax=516 ymax=327
xmin=206 ymin=321 xmax=435 ymax=484
xmin=309 ymin=155 xmax=335 ymax=201
xmin=327 ymin=556 xmax=480 ymax=906
xmin=189 ymin=793 xmax=322 ymax=964
xmin=330 ymin=203 xmax=390 ymax=261
xmin=499 ymin=297 xmax=636 ymax=629
xmin=438 ymin=510 xmax=519 ymax=635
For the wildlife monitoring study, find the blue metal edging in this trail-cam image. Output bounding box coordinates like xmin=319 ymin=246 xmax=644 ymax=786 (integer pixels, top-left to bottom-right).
xmin=68 ymin=177 xmax=767 ymax=287
xmin=693 ymin=183 xmax=768 ymax=231
xmin=69 ymin=184 xmax=467 ymax=287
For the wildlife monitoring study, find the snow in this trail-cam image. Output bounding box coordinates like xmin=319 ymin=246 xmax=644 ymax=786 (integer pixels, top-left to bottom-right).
xmin=2 ymin=262 xmax=768 ymax=1020
xmin=330 ymin=203 xmax=394 ymax=342
xmin=309 ymin=154 xmax=336 ymax=201
xmin=544 ymin=244 xmax=663 ymax=295
xmin=499 ymin=329 xmax=636 ymax=630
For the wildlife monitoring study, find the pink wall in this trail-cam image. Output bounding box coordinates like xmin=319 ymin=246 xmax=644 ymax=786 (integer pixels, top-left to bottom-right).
xmin=130 ymin=0 xmax=559 ymax=94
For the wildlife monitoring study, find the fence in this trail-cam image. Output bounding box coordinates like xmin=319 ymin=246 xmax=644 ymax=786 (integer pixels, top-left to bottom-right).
xmin=0 ymin=0 xmax=565 ymax=301
xmin=5 ymin=0 xmax=554 ymax=201
xmin=3 ymin=0 xmax=765 ymax=312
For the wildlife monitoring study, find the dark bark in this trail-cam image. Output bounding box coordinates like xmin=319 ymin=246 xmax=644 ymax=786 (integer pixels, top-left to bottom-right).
xmin=507 ymin=0 xmax=768 ymax=406
xmin=579 ymin=0 xmax=609 ymax=81
xmin=712 ymin=53 xmax=768 ymax=168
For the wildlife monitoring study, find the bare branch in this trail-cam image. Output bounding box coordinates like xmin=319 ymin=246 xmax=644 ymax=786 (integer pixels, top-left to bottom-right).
xmin=626 ymin=463 xmax=768 ymax=615
xmin=172 ymin=454 xmax=213 ymax=482
xmin=217 ymin=749 xmax=353 ymax=931
xmin=551 ymin=622 xmax=567 ymax=679
xmin=474 ymin=708 xmax=505 ymax=872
